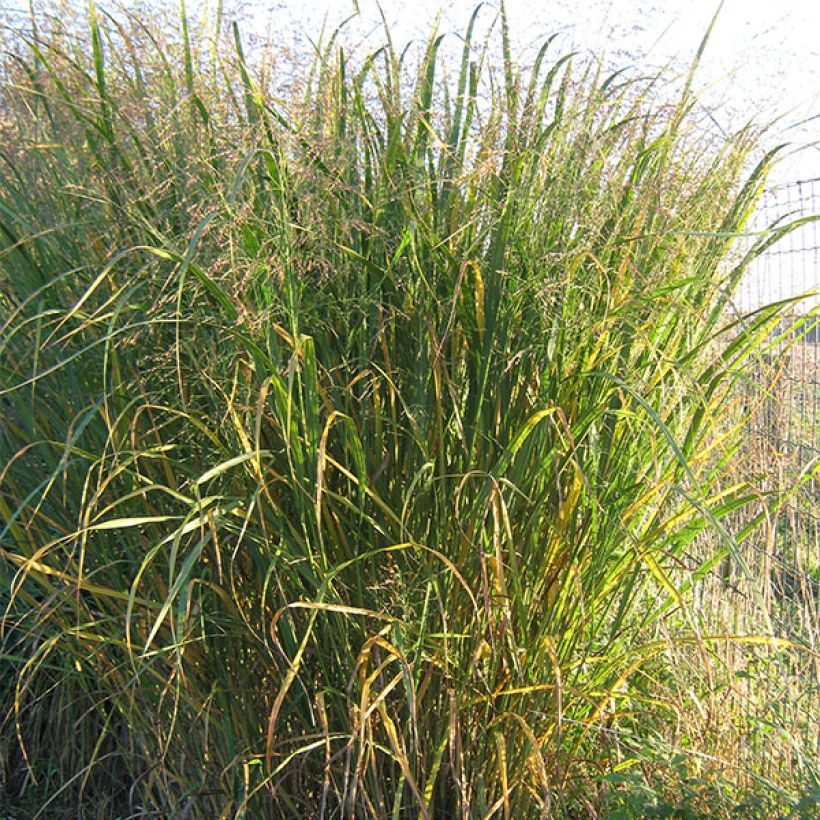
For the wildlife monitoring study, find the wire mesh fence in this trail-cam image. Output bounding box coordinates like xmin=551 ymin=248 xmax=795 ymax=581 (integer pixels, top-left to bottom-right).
xmin=757 ymin=179 xmax=820 ymax=758
xmin=688 ymin=178 xmax=820 ymax=782
xmin=740 ymin=178 xmax=819 ymax=621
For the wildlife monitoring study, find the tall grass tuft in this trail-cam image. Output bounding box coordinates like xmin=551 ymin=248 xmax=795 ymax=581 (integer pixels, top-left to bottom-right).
xmin=0 ymin=3 xmax=817 ymax=816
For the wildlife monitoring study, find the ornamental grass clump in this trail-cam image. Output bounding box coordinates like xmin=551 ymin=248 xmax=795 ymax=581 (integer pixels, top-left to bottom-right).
xmin=0 ymin=3 xmax=816 ymax=816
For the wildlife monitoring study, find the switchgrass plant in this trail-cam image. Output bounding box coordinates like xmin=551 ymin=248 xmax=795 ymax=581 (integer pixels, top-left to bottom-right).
xmin=1 ymin=2 xmax=818 ymax=816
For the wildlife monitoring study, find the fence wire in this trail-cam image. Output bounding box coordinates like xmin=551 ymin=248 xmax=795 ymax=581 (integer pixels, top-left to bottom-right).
xmin=740 ymin=178 xmax=819 ymax=614
xmin=690 ymin=178 xmax=820 ymax=785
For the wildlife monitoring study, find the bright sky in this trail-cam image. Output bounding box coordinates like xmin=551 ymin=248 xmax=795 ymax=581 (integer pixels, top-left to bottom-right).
xmin=4 ymin=0 xmax=818 ymax=307
xmin=238 ymin=0 xmax=819 ymax=184
xmin=238 ymin=0 xmax=820 ymax=310
xmin=5 ymin=0 xmax=818 ymax=181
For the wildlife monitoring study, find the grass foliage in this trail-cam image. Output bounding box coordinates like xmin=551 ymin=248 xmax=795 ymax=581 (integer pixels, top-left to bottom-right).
xmin=0 ymin=2 xmax=817 ymax=816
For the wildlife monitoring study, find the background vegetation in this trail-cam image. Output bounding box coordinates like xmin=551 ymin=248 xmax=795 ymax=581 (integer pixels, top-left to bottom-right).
xmin=0 ymin=2 xmax=817 ymax=816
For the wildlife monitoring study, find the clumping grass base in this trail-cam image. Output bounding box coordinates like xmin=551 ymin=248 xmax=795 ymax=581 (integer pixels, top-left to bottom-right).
xmin=0 ymin=3 xmax=818 ymax=817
